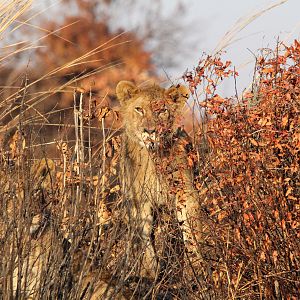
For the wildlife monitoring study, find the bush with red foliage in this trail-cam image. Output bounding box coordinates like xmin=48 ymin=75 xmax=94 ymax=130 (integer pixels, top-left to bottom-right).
xmin=184 ymin=41 xmax=300 ymax=298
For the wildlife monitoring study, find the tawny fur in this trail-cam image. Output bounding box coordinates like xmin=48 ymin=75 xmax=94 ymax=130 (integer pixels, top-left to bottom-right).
xmin=116 ymin=81 xmax=202 ymax=277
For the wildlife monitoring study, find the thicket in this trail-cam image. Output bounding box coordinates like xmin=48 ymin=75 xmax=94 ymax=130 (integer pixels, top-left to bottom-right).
xmin=184 ymin=41 xmax=300 ymax=299
xmin=0 ymin=1 xmax=299 ymax=299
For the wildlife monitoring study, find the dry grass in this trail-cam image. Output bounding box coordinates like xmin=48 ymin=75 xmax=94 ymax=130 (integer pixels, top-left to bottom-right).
xmin=213 ymin=0 xmax=288 ymax=54
xmin=0 ymin=1 xmax=299 ymax=300
xmin=0 ymin=0 xmax=32 ymax=38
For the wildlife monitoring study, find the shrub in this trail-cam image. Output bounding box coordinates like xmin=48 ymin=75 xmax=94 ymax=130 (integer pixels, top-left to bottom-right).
xmin=184 ymin=40 xmax=300 ymax=299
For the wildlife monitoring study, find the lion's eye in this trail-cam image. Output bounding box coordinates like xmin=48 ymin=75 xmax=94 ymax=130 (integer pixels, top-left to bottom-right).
xmin=135 ymin=107 xmax=144 ymax=116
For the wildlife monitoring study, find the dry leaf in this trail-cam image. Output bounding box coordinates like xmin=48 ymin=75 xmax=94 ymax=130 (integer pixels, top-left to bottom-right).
xmin=97 ymin=106 xmax=111 ymax=119
xmin=249 ymin=138 xmax=258 ymax=146
xmin=281 ymin=115 xmax=289 ymax=127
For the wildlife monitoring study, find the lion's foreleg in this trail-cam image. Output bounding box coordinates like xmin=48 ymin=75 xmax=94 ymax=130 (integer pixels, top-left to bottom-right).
xmin=176 ymin=188 xmax=202 ymax=256
xmin=138 ymin=201 xmax=158 ymax=278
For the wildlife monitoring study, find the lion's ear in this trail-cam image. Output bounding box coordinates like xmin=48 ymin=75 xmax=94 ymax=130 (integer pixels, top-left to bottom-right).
xmin=116 ymin=81 xmax=139 ymax=104
xmin=165 ymin=84 xmax=190 ymax=110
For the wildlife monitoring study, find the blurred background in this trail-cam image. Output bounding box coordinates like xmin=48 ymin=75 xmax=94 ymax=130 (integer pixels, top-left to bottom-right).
xmin=3 ymin=1 xmax=300 ymax=88
xmin=1 ymin=2 xmax=299 ymax=298
xmin=1 ymin=0 xmax=300 ymax=153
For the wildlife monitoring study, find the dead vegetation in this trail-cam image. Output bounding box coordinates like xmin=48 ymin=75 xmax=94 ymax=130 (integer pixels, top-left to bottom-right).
xmin=0 ymin=1 xmax=299 ymax=299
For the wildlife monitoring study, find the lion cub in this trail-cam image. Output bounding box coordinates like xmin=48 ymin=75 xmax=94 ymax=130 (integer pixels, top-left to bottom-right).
xmin=116 ymin=81 xmax=202 ymax=277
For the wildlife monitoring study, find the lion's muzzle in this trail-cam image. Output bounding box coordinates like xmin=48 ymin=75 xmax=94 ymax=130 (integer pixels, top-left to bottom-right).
xmin=141 ymin=128 xmax=159 ymax=150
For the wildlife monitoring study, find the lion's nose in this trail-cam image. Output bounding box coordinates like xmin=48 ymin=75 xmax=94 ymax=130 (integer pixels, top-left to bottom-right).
xmin=144 ymin=128 xmax=156 ymax=135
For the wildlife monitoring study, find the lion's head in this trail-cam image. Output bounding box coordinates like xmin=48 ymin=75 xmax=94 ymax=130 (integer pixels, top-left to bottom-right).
xmin=116 ymin=81 xmax=189 ymax=150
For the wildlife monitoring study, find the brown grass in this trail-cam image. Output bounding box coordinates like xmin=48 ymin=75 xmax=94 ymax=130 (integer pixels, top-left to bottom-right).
xmin=0 ymin=1 xmax=299 ymax=299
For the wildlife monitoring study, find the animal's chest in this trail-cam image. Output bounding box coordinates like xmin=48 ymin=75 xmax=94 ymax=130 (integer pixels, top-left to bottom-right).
xmin=121 ymin=153 xmax=164 ymax=205
xmin=122 ymin=135 xmax=194 ymax=207
xmin=128 ymin=160 xmax=170 ymax=205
